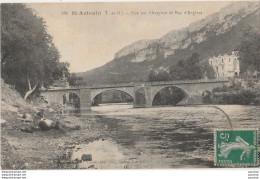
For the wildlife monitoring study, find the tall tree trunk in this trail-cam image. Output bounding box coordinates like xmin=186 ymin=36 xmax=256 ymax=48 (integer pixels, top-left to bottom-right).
xmin=24 ymin=73 xmax=38 ymax=101
xmin=27 ymin=73 xmax=32 ymax=90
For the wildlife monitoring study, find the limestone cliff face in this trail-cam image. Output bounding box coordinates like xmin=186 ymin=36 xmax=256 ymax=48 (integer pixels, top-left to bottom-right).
xmin=114 ymin=2 xmax=259 ymax=63
xmin=78 ymin=2 xmax=260 ymax=84
xmin=114 ymin=39 xmax=155 ymax=59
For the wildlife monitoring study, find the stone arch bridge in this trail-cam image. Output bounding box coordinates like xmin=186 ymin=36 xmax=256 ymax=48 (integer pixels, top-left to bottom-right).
xmin=40 ymin=78 xmax=229 ymax=110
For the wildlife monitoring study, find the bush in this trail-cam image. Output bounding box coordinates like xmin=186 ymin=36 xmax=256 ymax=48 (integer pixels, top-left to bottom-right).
xmin=211 ymin=90 xmax=257 ymax=105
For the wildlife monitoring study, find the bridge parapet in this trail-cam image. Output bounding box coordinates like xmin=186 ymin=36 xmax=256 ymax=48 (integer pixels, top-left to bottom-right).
xmin=62 ymin=77 xmax=229 ymax=90
xmin=40 ymin=77 xmax=230 ymax=110
xmin=149 ymin=77 xmax=229 ymax=86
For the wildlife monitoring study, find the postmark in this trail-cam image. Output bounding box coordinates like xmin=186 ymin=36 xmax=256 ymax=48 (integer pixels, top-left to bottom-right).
xmin=215 ymin=129 xmax=259 ymax=166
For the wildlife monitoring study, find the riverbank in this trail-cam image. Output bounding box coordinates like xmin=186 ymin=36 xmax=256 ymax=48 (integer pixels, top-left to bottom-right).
xmin=1 ymin=111 xmax=108 ymax=169
xmin=1 ymin=80 xmax=110 ymax=169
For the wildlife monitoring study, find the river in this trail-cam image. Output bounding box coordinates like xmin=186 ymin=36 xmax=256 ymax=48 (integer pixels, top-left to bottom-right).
xmin=67 ymin=104 xmax=260 ymax=169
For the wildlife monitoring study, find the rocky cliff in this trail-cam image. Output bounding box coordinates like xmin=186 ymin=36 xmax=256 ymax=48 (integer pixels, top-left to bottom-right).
xmin=78 ymin=2 xmax=260 ymax=84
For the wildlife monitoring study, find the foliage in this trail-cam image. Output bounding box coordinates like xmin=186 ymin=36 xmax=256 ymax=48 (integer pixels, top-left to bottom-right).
xmin=211 ymin=84 xmax=260 ymax=105
xmin=212 ymin=85 xmax=229 ymax=93
xmin=169 ymin=66 xmax=187 ymax=81
xmin=68 ymin=73 xmax=83 ymax=86
xmin=238 ymin=26 xmax=260 ymax=74
xmin=212 ymin=90 xmax=257 ymax=105
xmin=1 ymin=4 xmax=69 ymax=96
xmin=148 ymin=70 xmax=170 ymax=82
xmin=203 ymin=62 xmax=216 ymax=79
xmin=148 ymin=52 xmax=213 ymax=82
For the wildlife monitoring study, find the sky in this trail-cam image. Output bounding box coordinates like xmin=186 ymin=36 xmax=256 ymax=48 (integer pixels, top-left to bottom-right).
xmin=29 ymin=2 xmax=232 ymax=73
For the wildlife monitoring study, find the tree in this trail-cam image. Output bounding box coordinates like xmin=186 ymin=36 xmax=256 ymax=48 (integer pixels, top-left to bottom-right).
xmin=148 ymin=69 xmax=169 ymax=82
xmin=238 ymin=26 xmax=260 ymax=74
xmin=169 ymin=66 xmax=187 ymax=80
xmin=203 ymin=62 xmax=216 ymax=79
xmin=149 ymin=53 xmax=205 ymax=82
xmin=185 ymin=52 xmax=203 ymax=80
xmin=169 ymin=53 xmax=204 ymax=80
xmin=148 ymin=70 xmax=157 ymax=82
xmin=1 ymin=4 xmax=69 ymax=100
xmin=68 ymin=73 xmax=83 ymax=86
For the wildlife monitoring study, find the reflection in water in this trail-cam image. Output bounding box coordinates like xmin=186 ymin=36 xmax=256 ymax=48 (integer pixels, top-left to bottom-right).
xmin=63 ymin=108 xmax=81 ymax=117
xmin=71 ymin=104 xmax=260 ymax=168
xmin=71 ymin=139 xmax=126 ymax=169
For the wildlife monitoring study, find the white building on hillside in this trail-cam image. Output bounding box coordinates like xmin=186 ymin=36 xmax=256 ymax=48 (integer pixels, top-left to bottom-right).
xmin=208 ymin=51 xmax=240 ymax=78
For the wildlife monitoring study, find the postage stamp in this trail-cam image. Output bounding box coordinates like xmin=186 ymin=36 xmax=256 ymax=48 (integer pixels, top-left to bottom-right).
xmin=215 ymin=129 xmax=259 ymax=166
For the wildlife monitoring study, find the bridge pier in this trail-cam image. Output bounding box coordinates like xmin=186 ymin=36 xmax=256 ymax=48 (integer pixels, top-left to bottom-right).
xmin=133 ymin=85 xmax=153 ymax=108
xmin=79 ymin=88 xmax=92 ymax=110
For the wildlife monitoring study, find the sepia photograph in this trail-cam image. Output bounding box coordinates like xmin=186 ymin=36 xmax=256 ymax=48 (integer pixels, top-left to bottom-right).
xmin=1 ymin=0 xmax=259 ymax=173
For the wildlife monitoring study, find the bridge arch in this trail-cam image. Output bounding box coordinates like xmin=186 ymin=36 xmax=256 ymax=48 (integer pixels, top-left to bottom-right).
xmin=202 ymin=90 xmax=211 ymax=97
xmin=90 ymin=88 xmax=135 ymax=105
xmin=60 ymin=91 xmax=81 ymax=109
xmin=57 ymin=90 xmax=80 ymax=103
xmin=151 ymin=85 xmax=191 ymax=106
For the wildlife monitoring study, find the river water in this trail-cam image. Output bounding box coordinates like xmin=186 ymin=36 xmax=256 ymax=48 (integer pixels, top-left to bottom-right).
xmin=69 ymin=104 xmax=260 ymax=169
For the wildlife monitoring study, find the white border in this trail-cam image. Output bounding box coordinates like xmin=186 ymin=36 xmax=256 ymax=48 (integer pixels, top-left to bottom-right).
xmin=1 ymin=1 xmax=260 ymax=179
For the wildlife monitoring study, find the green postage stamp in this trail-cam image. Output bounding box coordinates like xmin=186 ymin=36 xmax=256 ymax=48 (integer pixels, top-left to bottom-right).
xmin=215 ymin=129 xmax=259 ymax=166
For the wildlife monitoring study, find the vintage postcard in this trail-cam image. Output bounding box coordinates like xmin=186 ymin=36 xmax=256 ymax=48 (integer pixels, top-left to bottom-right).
xmin=1 ymin=1 xmax=260 ymax=171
